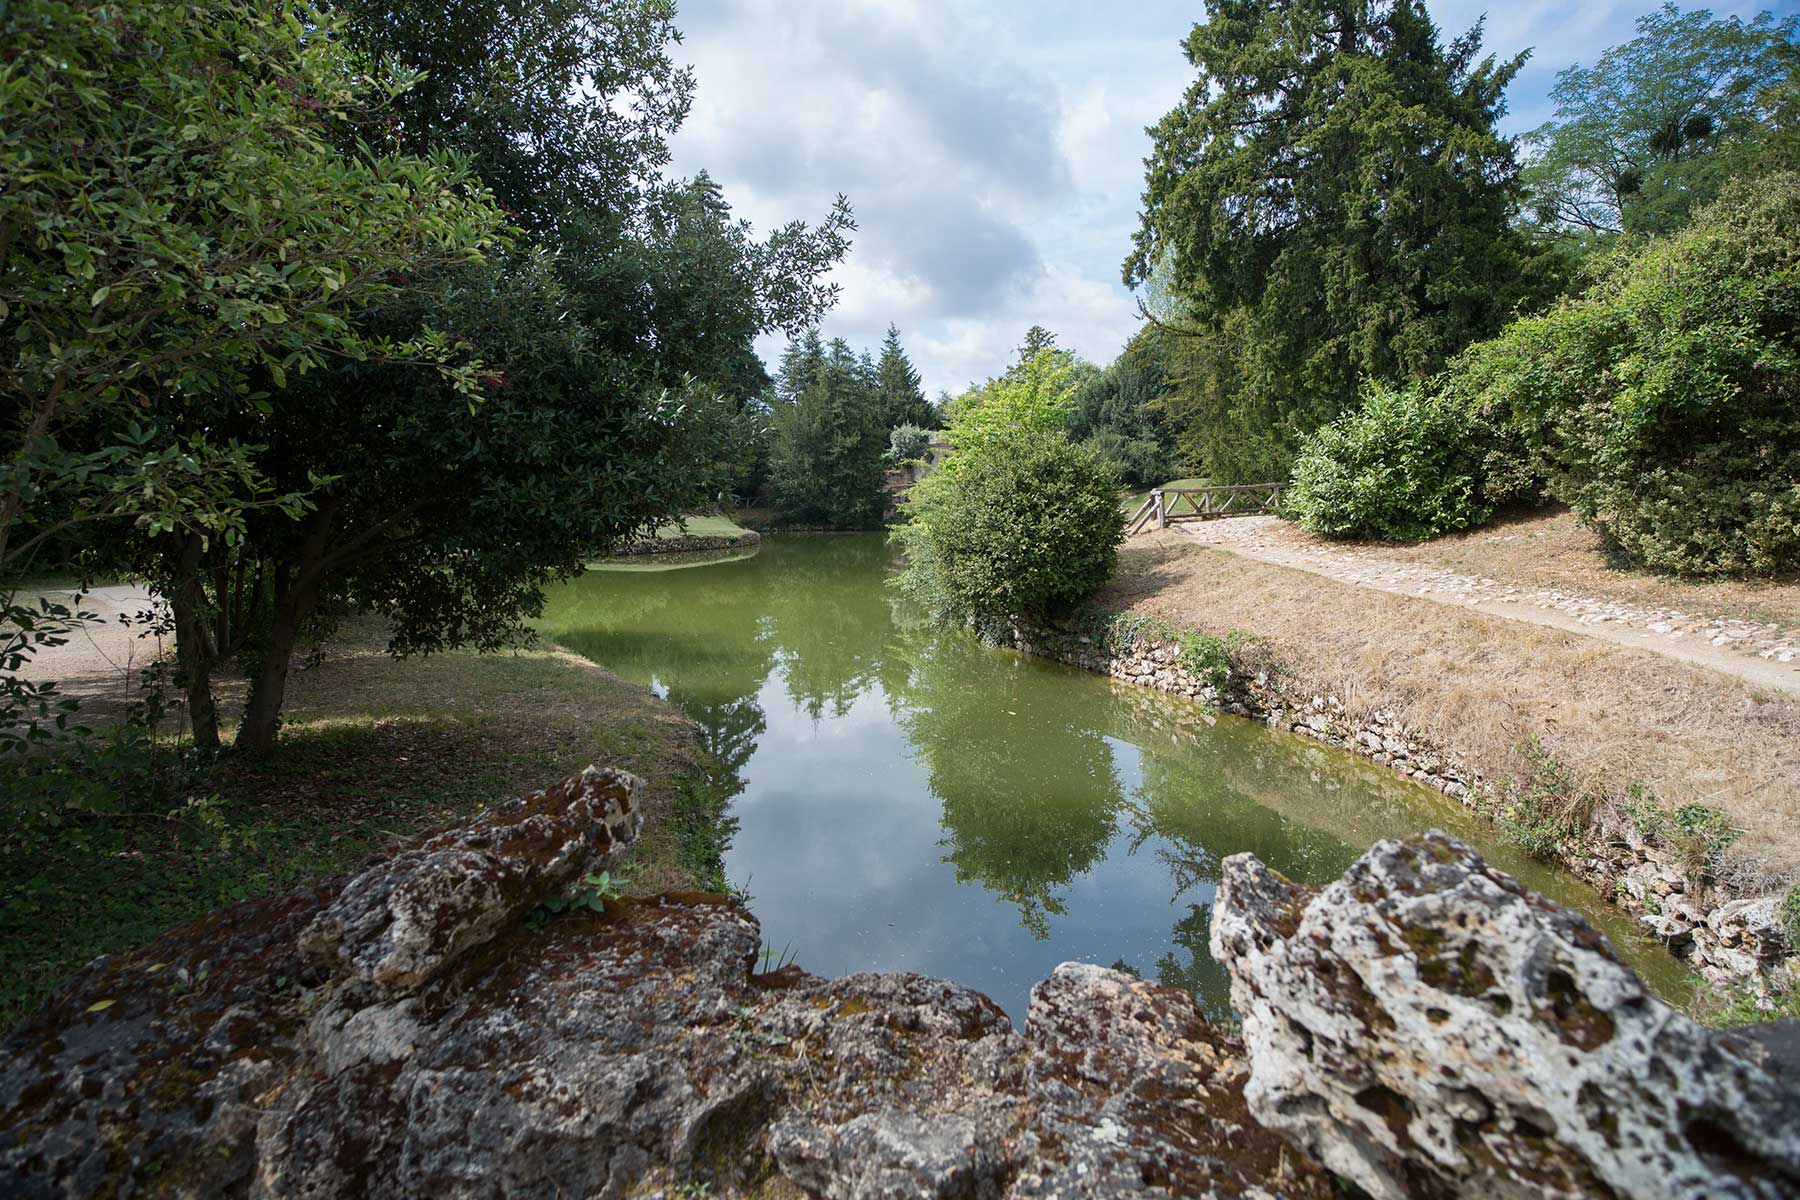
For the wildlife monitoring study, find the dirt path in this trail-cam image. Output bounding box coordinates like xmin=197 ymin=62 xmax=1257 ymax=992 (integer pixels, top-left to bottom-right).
xmin=1165 ymin=516 xmax=1800 ymax=698
xmin=12 ymin=585 xmax=169 ymax=720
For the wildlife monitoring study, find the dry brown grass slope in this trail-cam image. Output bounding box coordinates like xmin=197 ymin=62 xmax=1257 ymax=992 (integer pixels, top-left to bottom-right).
xmin=1106 ymin=533 xmax=1800 ymax=888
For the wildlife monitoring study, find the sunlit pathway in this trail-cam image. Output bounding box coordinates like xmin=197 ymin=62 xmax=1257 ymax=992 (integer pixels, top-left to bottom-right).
xmin=1166 ymin=517 xmax=1800 ymax=697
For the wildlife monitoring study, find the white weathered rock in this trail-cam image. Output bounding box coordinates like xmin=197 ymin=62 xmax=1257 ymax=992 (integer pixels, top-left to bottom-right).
xmin=297 ymin=765 xmax=643 ymax=997
xmin=3 ymin=768 xmax=1336 ymax=1200
xmin=1211 ymin=832 xmax=1800 ymax=1200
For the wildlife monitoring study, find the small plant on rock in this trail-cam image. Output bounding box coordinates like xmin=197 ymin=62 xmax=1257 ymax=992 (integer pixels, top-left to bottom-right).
xmin=757 ymin=941 xmax=798 ymax=973
xmin=1700 ymin=979 xmax=1800 ymax=1028
xmin=1781 ymin=886 xmax=1800 ymax=951
xmin=1621 ymin=787 xmax=1739 ymax=881
xmin=527 ymin=871 xmax=625 ymax=929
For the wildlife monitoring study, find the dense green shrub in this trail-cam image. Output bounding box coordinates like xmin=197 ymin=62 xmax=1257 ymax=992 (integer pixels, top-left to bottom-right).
xmin=1466 ymin=173 xmax=1800 ymax=575
xmin=893 ymin=432 xmax=1125 ymax=635
xmin=1292 ymin=173 xmax=1800 ymax=574
xmin=886 ymin=423 xmax=932 ymax=465
xmin=1285 ymin=384 xmax=1493 ymax=540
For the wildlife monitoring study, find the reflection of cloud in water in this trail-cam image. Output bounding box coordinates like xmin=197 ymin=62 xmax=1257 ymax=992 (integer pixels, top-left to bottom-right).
xmin=762 ymin=668 xmax=897 ymax=741
xmin=541 ymin=535 xmax=1690 ymax=1023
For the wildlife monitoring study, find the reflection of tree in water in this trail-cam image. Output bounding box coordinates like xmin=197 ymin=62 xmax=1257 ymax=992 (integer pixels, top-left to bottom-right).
xmin=540 ymin=555 xmax=785 ymax=880
xmin=672 ymin=690 xmax=766 ymax=795
xmin=1152 ymin=901 xmax=1234 ymax=1023
xmin=1118 ymin=726 xmax=1366 ymax=1018
xmin=762 ymin=536 xmax=899 ymax=721
xmin=887 ymin=615 xmax=1125 ymax=940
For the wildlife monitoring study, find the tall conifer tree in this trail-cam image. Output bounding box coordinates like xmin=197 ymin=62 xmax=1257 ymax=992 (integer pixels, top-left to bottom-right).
xmin=768 ymin=339 xmax=887 ymax=527
xmin=1128 ymin=0 xmax=1540 ymax=482
xmin=875 ymin=324 xmax=935 ymax=429
xmin=775 ymin=329 xmax=827 ymax=406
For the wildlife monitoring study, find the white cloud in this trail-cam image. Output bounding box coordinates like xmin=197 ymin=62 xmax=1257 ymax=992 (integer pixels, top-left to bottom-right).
xmin=671 ymin=0 xmax=1796 ymax=396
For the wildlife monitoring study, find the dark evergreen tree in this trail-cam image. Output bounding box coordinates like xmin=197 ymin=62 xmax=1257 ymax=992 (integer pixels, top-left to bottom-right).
xmin=1127 ymin=0 xmax=1542 ymax=482
xmin=875 ymin=324 xmax=935 ymax=429
xmin=775 ymin=329 xmax=827 ymax=406
xmin=1015 ymin=325 xmax=1059 ymax=365
xmin=1067 ymin=332 xmax=1169 ymax=444
xmin=768 ymin=341 xmax=888 ymax=527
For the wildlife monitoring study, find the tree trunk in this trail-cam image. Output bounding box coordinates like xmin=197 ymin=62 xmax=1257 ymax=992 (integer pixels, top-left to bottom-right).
xmin=236 ymin=507 xmax=334 ymax=756
xmin=169 ymin=533 xmax=220 ymax=752
xmin=235 ymin=585 xmax=303 ymax=757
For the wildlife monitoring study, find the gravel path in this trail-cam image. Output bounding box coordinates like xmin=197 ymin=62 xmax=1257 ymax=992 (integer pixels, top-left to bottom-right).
xmin=1167 ymin=516 xmax=1800 ymax=697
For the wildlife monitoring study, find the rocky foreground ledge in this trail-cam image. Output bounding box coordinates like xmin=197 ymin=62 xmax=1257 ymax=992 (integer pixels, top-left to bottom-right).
xmin=3 ymin=769 xmax=1798 ymax=1198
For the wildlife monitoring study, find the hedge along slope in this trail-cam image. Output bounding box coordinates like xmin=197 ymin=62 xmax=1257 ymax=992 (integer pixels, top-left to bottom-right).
xmin=1468 ymin=172 xmax=1800 ymax=576
xmin=1289 ymin=172 xmax=1800 ymax=575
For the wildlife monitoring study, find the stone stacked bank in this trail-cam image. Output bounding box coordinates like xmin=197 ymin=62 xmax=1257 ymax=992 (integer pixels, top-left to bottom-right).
xmin=1008 ymin=614 xmax=1796 ymax=992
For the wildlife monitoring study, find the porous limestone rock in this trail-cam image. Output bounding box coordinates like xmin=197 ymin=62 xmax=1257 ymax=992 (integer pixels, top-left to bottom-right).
xmin=1211 ymin=831 xmax=1800 ymax=1200
xmin=14 ymin=771 xmax=1795 ymax=1200
xmin=297 ymin=764 xmax=643 ymax=996
xmin=0 ymin=766 xmax=1324 ymax=1200
xmin=1008 ymin=962 xmax=1324 ymax=1199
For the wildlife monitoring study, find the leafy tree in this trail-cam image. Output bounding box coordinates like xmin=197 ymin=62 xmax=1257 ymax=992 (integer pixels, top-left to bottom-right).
xmin=182 ymin=256 xmax=755 ymax=753
xmin=768 ymin=341 xmax=888 ymax=528
xmin=941 ymin=348 xmax=1081 ymax=461
xmin=875 ymin=325 xmax=936 ymax=429
xmin=64 ymin=0 xmax=853 ymax=754
xmin=1458 ymin=172 xmax=1800 ymax=576
xmin=1079 ymin=431 xmax=1180 ymax=490
xmin=886 ymin=424 xmax=933 ymax=465
xmin=893 ymin=431 xmax=1124 ymax=637
xmin=330 ymin=0 xmax=690 ymax=237
xmin=1522 ymin=4 xmax=1798 ymax=239
xmin=1067 ymin=331 xmax=1183 ymax=486
xmin=0 ymin=0 xmax=504 ymax=754
xmin=897 ymin=354 xmax=1121 ymax=631
xmin=1127 ymin=0 xmax=1541 ymax=482
xmin=0 ymin=0 xmax=503 ymax=580
xmin=1766 ymin=41 xmax=1800 ymax=170
xmin=1066 ymin=333 xmax=1169 ymax=444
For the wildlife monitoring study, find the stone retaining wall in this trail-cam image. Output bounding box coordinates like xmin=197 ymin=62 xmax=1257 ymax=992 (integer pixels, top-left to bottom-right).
xmin=1009 ymin=614 xmax=1794 ymax=992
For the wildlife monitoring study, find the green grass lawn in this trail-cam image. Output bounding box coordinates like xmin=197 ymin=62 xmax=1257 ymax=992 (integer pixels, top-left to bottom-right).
xmin=0 ymin=618 xmax=728 ymax=1024
xmin=651 ymin=513 xmax=753 ymax=539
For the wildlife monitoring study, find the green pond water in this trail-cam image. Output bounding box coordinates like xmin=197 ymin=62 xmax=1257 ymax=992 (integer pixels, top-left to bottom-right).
xmin=542 ymin=533 xmax=1687 ymax=1021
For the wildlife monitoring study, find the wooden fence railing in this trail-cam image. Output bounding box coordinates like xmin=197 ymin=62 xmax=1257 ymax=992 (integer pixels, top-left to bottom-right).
xmin=1127 ymin=483 xmax=1285 ymax=535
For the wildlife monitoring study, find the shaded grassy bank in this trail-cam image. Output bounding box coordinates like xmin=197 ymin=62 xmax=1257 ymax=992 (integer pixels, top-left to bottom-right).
xmin=0 ymin=618 xmax=733 ymax=1024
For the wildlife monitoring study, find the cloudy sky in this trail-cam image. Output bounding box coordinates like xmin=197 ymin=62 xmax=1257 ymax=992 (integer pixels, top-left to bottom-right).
xmin=666 ymin=0 xmax=1794 ymax=397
